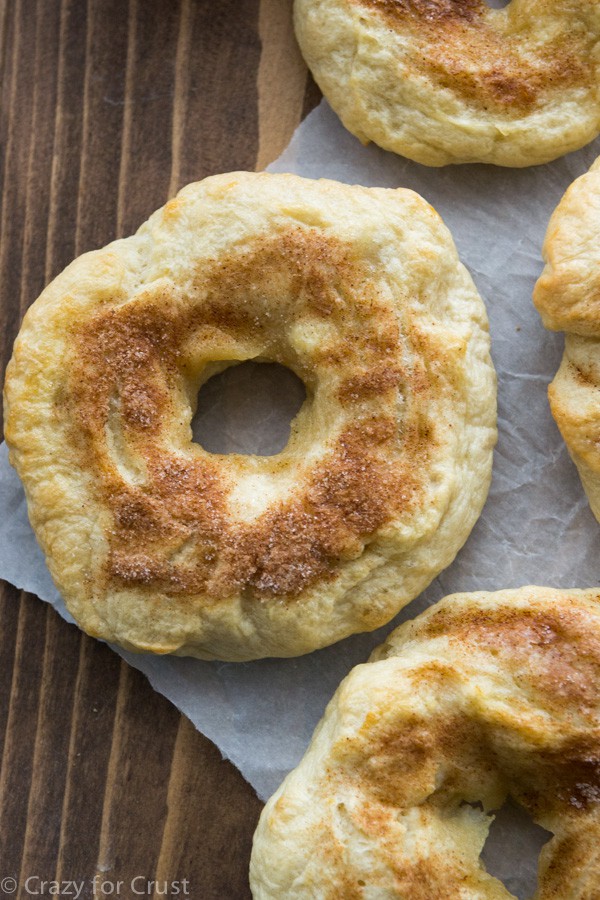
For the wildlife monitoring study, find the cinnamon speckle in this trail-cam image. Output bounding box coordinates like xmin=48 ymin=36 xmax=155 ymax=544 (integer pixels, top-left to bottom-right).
xmin=67 ymin=228 xmax=438 ymax=602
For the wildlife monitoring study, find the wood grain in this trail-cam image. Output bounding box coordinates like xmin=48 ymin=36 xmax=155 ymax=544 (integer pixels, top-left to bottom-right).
xmin=0 ymin=1 xmax=320 ymax=897
xmin=256 ymin=0 xmax=308 ymax=171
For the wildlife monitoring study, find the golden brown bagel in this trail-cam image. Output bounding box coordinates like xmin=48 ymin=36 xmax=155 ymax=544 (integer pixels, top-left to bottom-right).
xmin=534 ymin=157 xmax=600 ymax=522
xmin=251 ymin=587 xmax=600 ymax=898
xmin=3 ymin=172 xmax=495 ymax=660
xmin=294 ymin=0 xmax=600 ymax=167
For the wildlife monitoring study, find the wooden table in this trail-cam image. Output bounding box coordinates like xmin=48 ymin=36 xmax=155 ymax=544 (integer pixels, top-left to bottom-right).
xmin=0 ymin=3 xmax=320 ymax=897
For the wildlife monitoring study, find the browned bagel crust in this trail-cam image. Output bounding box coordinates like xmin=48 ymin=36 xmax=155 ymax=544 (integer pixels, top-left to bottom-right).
xmin=360 ymin=0 xmax=590 ymax=112
xmin=251 ymin=588 xmax=600 ymax=898
xmin=4 ymin=173 xmax=496 ymax=660
xmin=294 ymin=0 xmax=600 ymax=166
xmin=70 ymin=230 xmax=429 ymax=603
xmin=534 ymin=157 xmax=600 ymax=522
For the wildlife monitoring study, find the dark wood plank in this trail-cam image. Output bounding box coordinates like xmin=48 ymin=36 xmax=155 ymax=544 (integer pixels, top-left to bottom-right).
xmin=17 ymin=607 xmax=82 ymax=882
xmin=154 ymin=717 xmax=262 ymax=900
xmin=0 ymin=584 xmax=19 ymax=764
xmin=169 ymin=0 xmax=262 ymax=192
xmin=54 ymin=635 xmax=122 ymax=888
xmin=45 ymin=0 xmax=88 ymax=279
xmin=0 ymin=0 xmax=320 ymax=896
xmin=0 ymin=591 xmax=47 ymax=877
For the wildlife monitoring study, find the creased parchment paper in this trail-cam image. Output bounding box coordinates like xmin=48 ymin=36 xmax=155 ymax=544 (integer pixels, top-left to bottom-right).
xmin=2 ymin=100 xmax=600 ymax=894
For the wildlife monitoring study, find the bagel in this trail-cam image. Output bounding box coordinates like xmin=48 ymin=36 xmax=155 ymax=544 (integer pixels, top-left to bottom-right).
xmin=294 ymin=0 xmax=600 ymax=167
xmin=3 ymin=172 xmax=495 ymax=661
xmin=534 ymin=157 xmax=600 ymax=522
xmin=251 ymin=586 xmax=600 ymax=898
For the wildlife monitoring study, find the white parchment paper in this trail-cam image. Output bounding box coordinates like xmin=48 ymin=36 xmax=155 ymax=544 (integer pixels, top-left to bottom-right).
xmin=2 ymin=100 xmax=600 ymax=894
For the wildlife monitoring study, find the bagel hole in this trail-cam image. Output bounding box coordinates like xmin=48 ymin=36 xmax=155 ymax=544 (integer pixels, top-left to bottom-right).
xmin=192 ymin=361 xmax=306 ymax=455
xmin=484 ymin=0 xmax=510 ymax=7
xmin=477 ymin=798 xmax=552 ymax=897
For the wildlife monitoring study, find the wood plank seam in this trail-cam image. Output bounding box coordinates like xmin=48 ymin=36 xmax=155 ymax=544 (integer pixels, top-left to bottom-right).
xmin=94 ymin=659 xmax=131 ymax=877
xmin=115 ymin=0 xmax=137 ymax=240
xmin=54 ymin=629 xmax=87 ymax=885
xmin=256 ymin=0 xmax=308 ymax=171
xmin=168 ymin=0 xmax=193 ymax=199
